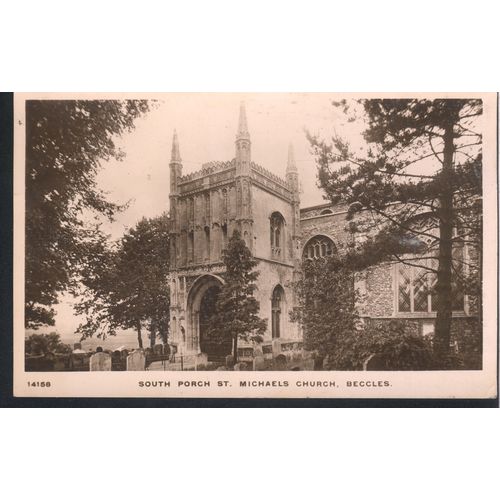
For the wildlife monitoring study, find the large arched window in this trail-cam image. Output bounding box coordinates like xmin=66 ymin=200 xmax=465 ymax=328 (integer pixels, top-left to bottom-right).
xmin=270 ymin=212 xmax=285 ymax=259
xmin=303 ymin=235 xmax=335 ymax=260
xmin=397 ymin=225 xmax=466 ymax=314
xmin=271 ymin=285 xmax=284 ymax=339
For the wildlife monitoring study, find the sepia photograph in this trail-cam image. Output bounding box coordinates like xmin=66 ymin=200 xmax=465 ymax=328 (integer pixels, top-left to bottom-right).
xmin=13 ymin=92 xmax=498 ymax=398
xmin=3 ymin=6 xmax=500 ymax=500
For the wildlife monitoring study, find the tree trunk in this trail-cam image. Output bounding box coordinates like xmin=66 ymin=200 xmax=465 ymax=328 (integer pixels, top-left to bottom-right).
xmin=233 ymin=335 xmax=238 ymax=365
xmin=150 ymin=321 xmax=156 ymax=348
xmin=434 ymin=123 xmax=454 ymax=364
xmin=136 ymin=320 xmax=143 ymax=349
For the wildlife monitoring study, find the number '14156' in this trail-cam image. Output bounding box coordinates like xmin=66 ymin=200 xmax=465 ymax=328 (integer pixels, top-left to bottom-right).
xmin=27 ymin=381 xmax=51 ymax=387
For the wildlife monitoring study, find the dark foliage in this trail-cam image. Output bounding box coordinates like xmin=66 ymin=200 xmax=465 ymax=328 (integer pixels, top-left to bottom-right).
xmin=206 ymin=230 xmax=267 ymax=363
xmin=74 ymin=214 xmax=170 ymax=348
xmin=290 ymin=254 xmax=359 ymax=359
xmin=25 ymin=99 xmax=151 ymax=328
xmin=327 ymin=320 xmax=434 ymax=371
xmin=25 ymin=332 xmax=72 ymax=356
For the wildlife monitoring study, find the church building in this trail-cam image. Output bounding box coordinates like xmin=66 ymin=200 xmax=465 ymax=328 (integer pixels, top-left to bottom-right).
xmin=167 ymin=104 xmax=479 ymax=363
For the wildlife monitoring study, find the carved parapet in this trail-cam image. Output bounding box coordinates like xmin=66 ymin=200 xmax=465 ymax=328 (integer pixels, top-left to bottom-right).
xmin=250 ymin=162 xmax=290 ymax=189
xmin=179 ymin=159 xmax=236 ymax=183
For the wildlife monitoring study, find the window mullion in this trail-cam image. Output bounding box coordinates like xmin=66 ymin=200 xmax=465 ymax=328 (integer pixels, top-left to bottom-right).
xmin=410 ymin=264 xmax=414 ymax=313
xmin=427 ymin=258 xmax=432 ymax=313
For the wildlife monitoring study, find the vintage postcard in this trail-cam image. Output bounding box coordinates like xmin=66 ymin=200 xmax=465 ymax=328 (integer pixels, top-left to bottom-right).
xmin=13 ymin=92 xmax=498 ymax=399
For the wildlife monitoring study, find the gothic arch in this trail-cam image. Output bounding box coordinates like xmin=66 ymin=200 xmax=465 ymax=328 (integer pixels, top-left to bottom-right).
xmin=186 ymin=274 xmax=225 ymax=354
xmin=270 ymin=211 xmax=286 ymax=260
xmin=302 ymin=234 xmax=337 ymax=260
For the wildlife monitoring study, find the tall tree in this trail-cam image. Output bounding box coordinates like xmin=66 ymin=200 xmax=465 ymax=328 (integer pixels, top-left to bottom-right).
xmin=74 ymin=214 xmax=170 ymax=348
xmin=25 ymin=99 xmax=151 ymax=328
xmin=309 ymin=98 xmax=482 ymax=365
xmin=207 ymin=230 xmax=267 ymax=363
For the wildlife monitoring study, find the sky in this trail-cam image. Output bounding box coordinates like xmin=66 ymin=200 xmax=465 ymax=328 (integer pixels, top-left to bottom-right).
xmin=45 ymin=93 xmax=363 ymax=342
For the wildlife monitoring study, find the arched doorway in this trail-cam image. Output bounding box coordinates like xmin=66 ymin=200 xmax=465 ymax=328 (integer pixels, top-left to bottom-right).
xmin=186 ymin=274 xmax=231 ymax=358
xmin=271 ymin=285 xmax=285 ymax=339
xmin=199 ymin=285 xmax=222 ymax=356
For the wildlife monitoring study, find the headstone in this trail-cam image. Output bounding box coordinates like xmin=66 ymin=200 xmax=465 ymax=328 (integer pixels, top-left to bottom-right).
xmin=274 ymin=354 xmax=287 ymax=370
xmin=145 ymin=347 xmax=153 ymax=358
xmin=272 ymin=339 xmax=281 ymax=357
xmin=225 ymin=355 xmax=235 ymax=369
xmin=112 ymin=351 xmax=124 ymax=371
xmin=253 ymin=345 xmax=264 ymax=357
xmin=196 ymin=353 xmax=208 ymax=366
xmin=253 ymin=355 xmax=266 ymax=371
xmin=127 ymin=350 xmax=146 ymax=371
xmin=313 ymin=355 xmax=324 ymax=371
xmin=233 ymin=362 xmax=246 ymax=371
xmin=302 ymin=349 xmax=314 ymax=360
xmin=89 ymin=352 xmax=111 ymax=371
xmin=303 ymin=358 xmax=315 ymax=370
xmin=153 ymin=344 xmax=164 ymax=356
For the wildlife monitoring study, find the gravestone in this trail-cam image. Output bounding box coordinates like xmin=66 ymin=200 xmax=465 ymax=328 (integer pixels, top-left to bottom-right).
xmin=225 ymin=355 xmax=235 ymax=369
xmin=313 ymin=355 xmax=324 ymax=371
xmin=302 ymin=349 xmax=314 ymax=360
xmin=127 ymin=350 xmax=146 ymax=371
xmin=196 ymin=353 xmax=208 ymax=366
xmin=253 ymin=345 xmax=264 ymax=357
xmin=89 ymin=352 xmax=111 ymax=371
xmin=303 ymin=358 xmax=315 ymax=370
xmin=153 ymin=344 xmax=164 ymax=356
xmin=111 ymin=351 xmax=123 ymax=371
xmin=272 ymin=339 xmax=281 ymax=357
xmin=253 ymin=355 xmax=266 ymax=371
xmin=274 ymin=354 xmax=287 ymax=370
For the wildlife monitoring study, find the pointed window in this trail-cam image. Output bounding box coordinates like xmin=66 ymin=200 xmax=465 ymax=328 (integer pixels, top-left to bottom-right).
xmin=271 ymin=285 xmax=284 ymax=339
xmin=270 ymin=212 xmax=285 ymax=260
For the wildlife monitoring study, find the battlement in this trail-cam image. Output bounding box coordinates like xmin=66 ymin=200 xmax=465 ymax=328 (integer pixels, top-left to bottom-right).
xmin=250 ymin=162 xmax=290 ymax=190
xmin=178 ymin=158 xmax=292 ymax=193
xmin=179 ymin=159 xmax=236 ymax=183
